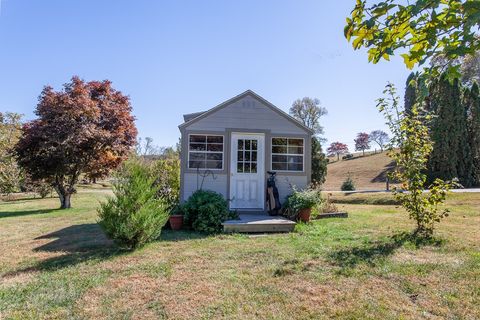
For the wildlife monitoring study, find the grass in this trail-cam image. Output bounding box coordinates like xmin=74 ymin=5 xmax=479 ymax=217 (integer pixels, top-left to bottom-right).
xmin=324 ymin=151 xmax=396 ymax=191
xmin=1 ymin=188 xmax=479 ymax=319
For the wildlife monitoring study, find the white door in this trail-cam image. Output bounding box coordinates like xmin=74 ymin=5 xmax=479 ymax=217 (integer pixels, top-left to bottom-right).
xmin=230 ymin=133 xmax=265 ymax=209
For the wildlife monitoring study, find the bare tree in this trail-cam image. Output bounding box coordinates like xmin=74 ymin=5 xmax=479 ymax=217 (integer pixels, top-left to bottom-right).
xmin=137 ymin=137 xmax=160 ymax=156
xmin=369 ymin=130 xmax=389 ymax=152
xmin=289 ymin=97 xmax=327 ymax=136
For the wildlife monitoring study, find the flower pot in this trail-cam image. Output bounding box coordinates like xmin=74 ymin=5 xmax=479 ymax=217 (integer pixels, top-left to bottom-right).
xmin=298 ymin=208 xmax=312 ymax=222
xmin=169 ymin=215 xmax=184 ymax=230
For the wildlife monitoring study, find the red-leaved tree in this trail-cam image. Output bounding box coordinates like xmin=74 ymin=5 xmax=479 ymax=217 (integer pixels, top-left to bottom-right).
xmin=327 ymin=142 xmax=349 ymax=161
xmin=16 ymin=77 xmax=137 ymax=208
xmin=354 ymin=132 xmax=370 ymax=156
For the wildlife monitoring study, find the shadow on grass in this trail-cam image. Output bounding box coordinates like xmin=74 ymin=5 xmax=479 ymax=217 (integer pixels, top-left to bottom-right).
xmin=328 ymin=231 xmax=445 ymax=270
xmin=2 ymin=224 xmax=123 ymax=277
xmin=371 ymin=160 xmax=396 ymax=183
xmin=0 ymin=208 xmax=61 ymax=219
xmin=4 ymin=224 xmax=209 ymax=277
xmin=32 ymin=223 xmax=125 ymax=271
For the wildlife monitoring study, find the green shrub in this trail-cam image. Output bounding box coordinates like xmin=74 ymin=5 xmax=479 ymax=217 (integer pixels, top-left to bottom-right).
xmin=183 ymin=190 xmax=235 ymax=234
xmin=341 ymin=176 xmax=356 ymax=191
xmin=98 ymin=159 xmax=169 ymax=250
xmin=152 ymin=158 xmax=180 ymax=211
xmin=283 ymin=188 xmax=322 ymax=219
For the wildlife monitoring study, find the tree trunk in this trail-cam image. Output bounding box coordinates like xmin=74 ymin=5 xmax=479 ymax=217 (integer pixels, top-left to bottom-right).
xmin=62 ymin=193 xmax=72 ymax=209
xmin=54 ymin=184 xmax=72 ymax=209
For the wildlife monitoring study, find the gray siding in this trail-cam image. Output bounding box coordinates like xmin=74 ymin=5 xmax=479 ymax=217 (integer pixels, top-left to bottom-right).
xmin=275 ymin=175 xmax=309 ymax=202
xmin=182 ymin=172 xmax=307 ymax=206
xmin=182 ymin=173 xmax=228 ymax=201
xmin=185 ymin=95 xmax=306 ymax=134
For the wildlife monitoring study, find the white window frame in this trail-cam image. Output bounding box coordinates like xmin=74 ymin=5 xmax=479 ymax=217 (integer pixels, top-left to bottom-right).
xmin=187 ymin=134 xmax=224 ymax=170
xmin=271 ymin=137 xmax=305 ymax=172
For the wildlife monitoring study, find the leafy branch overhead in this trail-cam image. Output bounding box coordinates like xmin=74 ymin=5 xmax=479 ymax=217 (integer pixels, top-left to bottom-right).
xmin=345 ymin=0 xmax=480 ymax=76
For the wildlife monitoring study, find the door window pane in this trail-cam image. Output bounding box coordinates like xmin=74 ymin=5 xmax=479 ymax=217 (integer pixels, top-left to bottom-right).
xmin=236 ymin=138 xmax=259 ymax=173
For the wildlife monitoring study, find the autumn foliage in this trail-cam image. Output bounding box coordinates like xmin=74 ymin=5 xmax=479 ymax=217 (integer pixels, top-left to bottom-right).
xmin=16 ymin=77 xmax=137 ymax=208
xmin=354 ymin=132 xmax=370 ymax=156
xmin=327 ymin=142 xmax=349 ymax=161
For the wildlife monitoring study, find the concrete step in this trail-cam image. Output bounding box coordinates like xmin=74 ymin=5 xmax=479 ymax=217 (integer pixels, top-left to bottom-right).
xmin=223 ymin=214 xmax=296 ymax=233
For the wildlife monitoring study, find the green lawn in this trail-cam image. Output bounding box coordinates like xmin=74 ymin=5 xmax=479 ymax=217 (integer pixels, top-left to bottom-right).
xmin=1 ymin=188 xmax=479 ymax=319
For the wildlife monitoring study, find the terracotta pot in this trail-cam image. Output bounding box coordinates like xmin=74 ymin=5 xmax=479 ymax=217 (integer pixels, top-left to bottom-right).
xmin=169 ymin=215 xmax=184 ymax=230
xmin=297 ymin=208 xmax=312 ymax=222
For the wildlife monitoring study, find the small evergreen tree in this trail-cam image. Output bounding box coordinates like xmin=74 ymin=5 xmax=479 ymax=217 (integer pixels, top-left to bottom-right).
xmin=311 ymin=137 xmax=328 ymax=185
xmin=98 ymin=159 xmax=169 ymax=250
xmin=341 ymin=176 xmax=355 ymax=191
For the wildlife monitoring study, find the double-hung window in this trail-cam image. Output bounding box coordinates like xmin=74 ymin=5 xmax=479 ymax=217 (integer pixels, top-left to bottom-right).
xmin=271 ymin=137 xmax=304 ymax=172
xmin=188 ymin=134 xmax=224 ymax=170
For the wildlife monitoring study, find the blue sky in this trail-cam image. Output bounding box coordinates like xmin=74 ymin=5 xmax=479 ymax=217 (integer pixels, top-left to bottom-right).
xmin=0 ymin=0 xmax=411 ymax=151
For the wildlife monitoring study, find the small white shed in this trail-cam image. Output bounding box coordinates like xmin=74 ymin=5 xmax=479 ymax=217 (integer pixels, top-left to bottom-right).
xmin=178 ymin=90 xmax=313 ymax=212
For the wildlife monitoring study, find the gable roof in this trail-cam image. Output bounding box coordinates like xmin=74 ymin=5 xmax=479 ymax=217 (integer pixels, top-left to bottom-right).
xmin=183 ymin=111 xmax=206 ymax=122
xmin=179 ymin=90 xmax=314 ymax=134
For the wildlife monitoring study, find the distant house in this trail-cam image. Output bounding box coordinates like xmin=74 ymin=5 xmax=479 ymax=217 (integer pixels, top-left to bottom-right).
xmin=178 ymin=90 xmax=313 ymax=212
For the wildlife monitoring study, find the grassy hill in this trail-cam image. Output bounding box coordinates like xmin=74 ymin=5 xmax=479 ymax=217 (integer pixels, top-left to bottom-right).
xmin=324 ymin=151 xmax=395 ymax=191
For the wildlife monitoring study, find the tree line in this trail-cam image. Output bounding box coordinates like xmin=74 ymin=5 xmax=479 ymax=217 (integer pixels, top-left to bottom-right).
xmin=326 ymin=130 xmax=390 ymax=161
xmin=406 ymin=73 xmax=480 ymax=187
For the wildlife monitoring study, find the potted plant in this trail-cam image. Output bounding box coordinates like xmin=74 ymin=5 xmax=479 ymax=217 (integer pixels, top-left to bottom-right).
xmin=283 ymin=188 xmax=320 ymax=222
xmin=169 ymin=205 xmax=184 ymax=230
